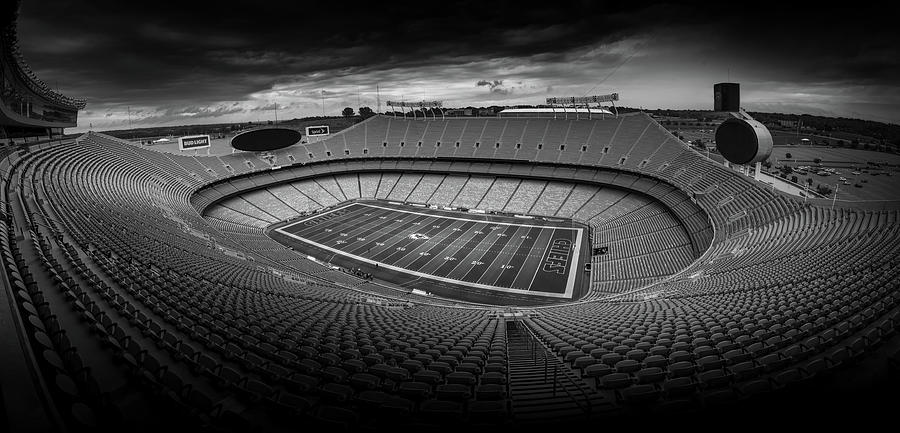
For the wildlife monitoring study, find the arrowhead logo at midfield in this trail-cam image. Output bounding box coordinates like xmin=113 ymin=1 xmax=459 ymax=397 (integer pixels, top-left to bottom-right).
xmin=408 ymin=233 xmax=430 ymax=240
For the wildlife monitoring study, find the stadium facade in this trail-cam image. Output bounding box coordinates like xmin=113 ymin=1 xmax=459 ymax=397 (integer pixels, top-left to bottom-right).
xmin=0 ymin=0 xmax=84 ymax=143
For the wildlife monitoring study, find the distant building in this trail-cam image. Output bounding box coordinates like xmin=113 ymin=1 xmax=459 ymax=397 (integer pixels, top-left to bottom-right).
xmin=713 ymin=82 xmax=740 ymax=112
xmin=444 ymin=108 xmax=474 ymax=117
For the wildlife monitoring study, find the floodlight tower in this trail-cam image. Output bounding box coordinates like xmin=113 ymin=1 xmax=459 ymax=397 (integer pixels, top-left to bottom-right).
xmin=385 ymin=100 xmax=444 ymax=120
xmin=545 ymin=93 xmax=619 ymax=120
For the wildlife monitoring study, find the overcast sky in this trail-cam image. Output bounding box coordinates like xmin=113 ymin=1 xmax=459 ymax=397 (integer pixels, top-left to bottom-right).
xmin=16 ymin=1 xmax=900 ymax=132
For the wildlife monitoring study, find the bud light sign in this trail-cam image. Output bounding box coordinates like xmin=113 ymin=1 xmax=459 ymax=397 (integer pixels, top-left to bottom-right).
xmin=178 ymin=135 xmax=210 ymax=151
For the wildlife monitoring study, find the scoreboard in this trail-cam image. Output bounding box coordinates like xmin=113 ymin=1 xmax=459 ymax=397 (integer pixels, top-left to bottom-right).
xmin=178 ymin=135 xmax=210 ymax=151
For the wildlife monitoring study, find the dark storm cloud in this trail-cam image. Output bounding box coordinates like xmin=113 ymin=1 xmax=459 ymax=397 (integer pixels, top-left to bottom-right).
xmin=16 ymin=0 xmax=684 ymax=105
xmin=685 ymin=5 xmax=900 ymax=86
xmin=476 ymin=80 xmax=510 ymax=94
xmin=13 ymin=1 xmax=900 ymax=125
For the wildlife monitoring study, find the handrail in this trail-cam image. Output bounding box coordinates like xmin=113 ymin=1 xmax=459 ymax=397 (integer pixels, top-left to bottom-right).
xmin=503 ymin=317 xmax=512 ymax=410
xmin=514 ymin=317 xmax=593 ymax=415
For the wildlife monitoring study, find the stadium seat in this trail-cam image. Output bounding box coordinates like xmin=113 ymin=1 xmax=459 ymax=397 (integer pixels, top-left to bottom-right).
xmin=475 ymin=384 xmax=507 ymax=401
xmin=620 ymin=384 xmax=660 ymax=405
xmin=436 ymin=383 xmax=472 ymax=401
xmin=599 ymin=372 xmax=633 ymax=389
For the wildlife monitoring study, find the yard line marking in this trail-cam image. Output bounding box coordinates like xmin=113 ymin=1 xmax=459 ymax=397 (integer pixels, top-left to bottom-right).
xmin=374 ymin=216 xmax=449 ymax=264
xmin=294 ymin=206 xmax=396 ymax=244
xmin=395 ymin=219 xmax=472 ymax=269
xmin=442 ymin=223 xmax=514 ymax=281
xmin=276 ymin=224 xmax=573 ymax=298
xmin=512 ymin=227 xmax=556 ymax=289
xmin=354 ymin=214 xmax=435 ymax=257
xmin=274 ymin=201 xmax=583 ymax=298
xmin=463 ymin=225 xmax=527 ymax=285
xmin=417 ymin=221 xmax=489 ymax=275
xmin=492 ymin=226 xmax=543 ymax=288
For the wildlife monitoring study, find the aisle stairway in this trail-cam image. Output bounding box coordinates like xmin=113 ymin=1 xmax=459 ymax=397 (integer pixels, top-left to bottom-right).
xmin=506 ymin=320 xmax=615 ymax=424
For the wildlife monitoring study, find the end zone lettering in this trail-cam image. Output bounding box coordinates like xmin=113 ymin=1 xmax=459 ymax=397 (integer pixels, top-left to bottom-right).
xmin=542 ymin=238 xmax=572 ymax=274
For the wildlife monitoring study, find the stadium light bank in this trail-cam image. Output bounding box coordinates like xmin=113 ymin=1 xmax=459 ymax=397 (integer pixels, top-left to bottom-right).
xmin=386 ymin=100 xmax=444 ymax=120
xmin=545 ymin=93 xmax=619 ymax=120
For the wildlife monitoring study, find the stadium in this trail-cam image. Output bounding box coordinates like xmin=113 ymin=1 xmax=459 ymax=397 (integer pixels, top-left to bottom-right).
xmin=2 ymin=1 xmax=899 ymax=431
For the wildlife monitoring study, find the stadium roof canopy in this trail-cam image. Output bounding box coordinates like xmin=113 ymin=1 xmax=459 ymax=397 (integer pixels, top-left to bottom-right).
xmin=498 ymin=107 xmax=614 ymax=118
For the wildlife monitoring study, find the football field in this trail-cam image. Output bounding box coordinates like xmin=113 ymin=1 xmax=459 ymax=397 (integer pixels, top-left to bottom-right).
xmin=272 ymin=201 xmax=587 ymax=300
